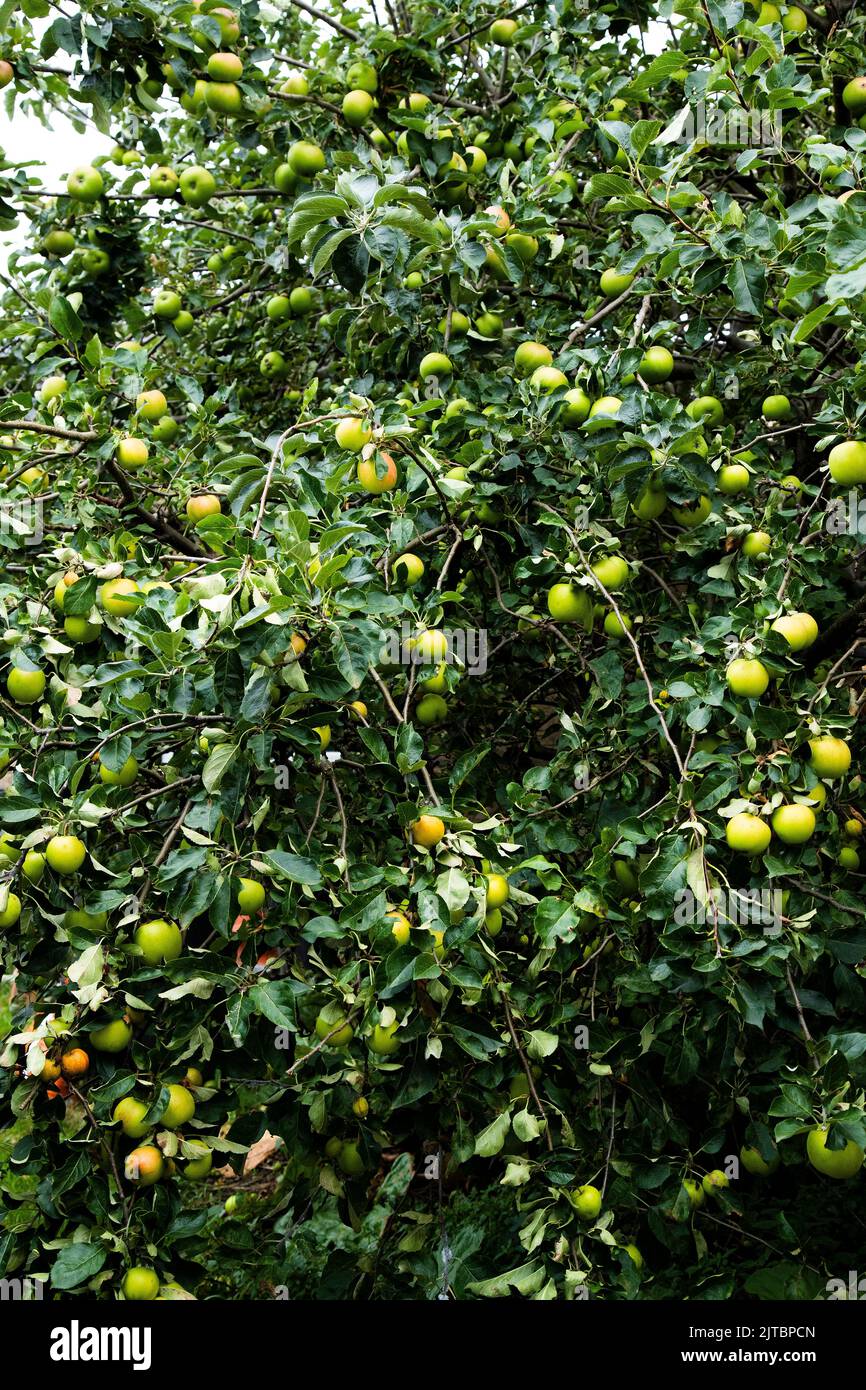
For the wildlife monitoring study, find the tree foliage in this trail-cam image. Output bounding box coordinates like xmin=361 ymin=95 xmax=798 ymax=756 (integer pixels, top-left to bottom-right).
xmin=0 ymin=0 xmax=865 ymax=1303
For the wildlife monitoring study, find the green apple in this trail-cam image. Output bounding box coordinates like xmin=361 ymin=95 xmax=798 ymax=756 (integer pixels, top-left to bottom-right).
xmin=153 ymin=289 xmax=182 ymax=319
xmin=205 ymin=82 xmax=243 ymax=115
xmin=762 ymin=393 xmax=792 ymax=420
xmin=346 ymin=60 xmax=378 ymax=92
xmin=742 ymin=530 xmax=771 ymax=556
xmin=90 ymin=1018 xmax=132 ymax=1052
xmin=207 ymin=51 xmax=243 ymax=81
xmin=686 ymin=395 xmax=724 ymax=425
xmin=571 ymin=1184 xmax=602 ymax=1218
xmin=114 ymin=1097 xmax=150 ymax=1138
xmin=134 ymin=918 xmax=183 ymax=965
xmin=178 ymin=166 xmax=216 ymax=207
xmin=726 ymin=657 xmax=769 ymax=697
xmin=638 ymin=346 xmax=673 ymax=382
xmin=828 ymin=439 xmax=866 ymax=485
xmin=808 ymin=736 xmax=850 ymax=779
xmin=149 ymin=166 xmax=178 ymax=196
xmin=342 ymin=89 xmax=375 ymax=126
xmin=67 ymin=165 xmax=103 ymax=201
xmin=771 ymin=804 xmax=815 ymax=844
xmin=547 ymin=582 xmax=592 ymax=626
xmin=725 ymin=813 xmax=771 ymax=854
xmin=806 ymin=1125 xmax=864 ymax=1178
xmin=514 ymin=340 xmax=552 ymax=375
xmin=599 ymin=268 xmax=634 ymax=297
xmin=287 ymin=140 xmax=326 ymax=177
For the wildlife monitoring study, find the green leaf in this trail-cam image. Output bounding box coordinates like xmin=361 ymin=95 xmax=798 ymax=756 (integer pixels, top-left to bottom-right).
xmin=50 ymin=1242 xmax=107 ymax=1290
xmin=49 ymin=294 xmax=83 ymax=342
xmin=474 ymin=1110 xmax=511 ymax=1157
xmin=202 ymin=743 xmax=238 ymax=792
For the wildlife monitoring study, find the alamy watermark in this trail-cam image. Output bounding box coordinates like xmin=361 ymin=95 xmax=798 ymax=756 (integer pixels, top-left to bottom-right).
xmin=674 ymin=100 xmax=782 ymax=149
xmin=825 ymin=492 xmax=866 ymax=536
xmin=0 ymin=498 xmax=43 ymax=546
xmin=674 ymin=886 xmax=783 ymax=934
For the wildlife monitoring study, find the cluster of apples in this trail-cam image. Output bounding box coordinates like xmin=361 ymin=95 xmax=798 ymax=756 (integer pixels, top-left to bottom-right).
xmin=724 ymin=735 xmax=853 ymax=856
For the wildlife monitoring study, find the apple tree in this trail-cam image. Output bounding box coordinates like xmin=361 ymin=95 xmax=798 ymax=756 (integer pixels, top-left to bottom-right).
xmin=0 ymin=0 xmax=865 ymax=1302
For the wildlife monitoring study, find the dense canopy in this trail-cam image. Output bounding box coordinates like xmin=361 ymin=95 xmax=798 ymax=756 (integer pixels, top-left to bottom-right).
xmin=0 ymin=0 xmax=865 ymax=1303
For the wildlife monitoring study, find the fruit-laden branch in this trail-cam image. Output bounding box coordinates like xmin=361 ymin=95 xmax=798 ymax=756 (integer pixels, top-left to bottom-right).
xmin=500 ymin=989 xmax=554 ymax=1152
xmin=284 ymin=0 xmax=362 ymax=41
xmin=0 ymin=419 xmax=98 ymax=441
xmin=103 ymin=457 xmax=208 ymax=558
xmin=441 ymin=0 xmax=540 ymax=49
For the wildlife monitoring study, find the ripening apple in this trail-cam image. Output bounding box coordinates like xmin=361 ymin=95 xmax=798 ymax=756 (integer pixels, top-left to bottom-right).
xmin=346 ymin=60 xmax=378 ymax=92
xmin=701 ymin=1169 xmax=729 ymax=1195
xmin=67 ymin=165 xmax=103 ymax=201
xmin=208 ymin=51 xmax=243 ymax=81
xmin=259 ymin=350 xmax=287 ymax=378
xmin=718 ymin=464 xmax=750 ymax=494
xmin=90 ymin=1018 xmax=132 ymax=1052
xmin=114 ymin=1097 xmax=150 ymax=1139
xmin=839 ymin=846 xmax=860 ymax=870
xmin=587 ymin=396 xmax=621 ymax=422
xmin=632 ymin=482 xmax=667 ymax=520
xmin=314 ymin=1008 xmax=354 ymax=1046
xmin=125 ymin=1145 xmax=165 ymax=1186
xmin=99 ymin=754 xmax=138 ymax=787
xmin=136 ymin=389 xmax=167 ymax=421
xmin=134 ymin=917 xmax=183 ymax=965
xmin=770 ymin=611 xmax=818 ymax=651
xmin=122 ymin=1268 xmax=160 ymax=1301
xmin=682 ymin=1178 xmax=705 ymax=1209
xmin=638 ymin=346 xmax=674 ymax=383
xmin=178 ymin=165 xmax=216 ymax=207
xmin=335 ymin=417 xmax=372 ymax=452
xmin=343 ymin=88 xmax=375 ymax=126
xmin=604 ymin=611 xmax=632 ymax=639
xmin=7 ymin=667 xmax=46 ymax=705
xmin=22 ymin=851 xmax=45 ymax=883
xmin=290 ymin=286 xmax=312 ymax=315
xmin=742 ymin=530 xmax=771 ymax=557
xmin=725 ymin=812 xmax=771 ymax=854
xmin=358 ymin=451 xmax=398 ymax=493
xmin=514 ymin=340 xmax=552 ymax=376
xmin=369 ymin=1020 xmax=400 ymax=1055
xmin=267 ymin=294 xmax=290 ymax=320
xmin=591 ymin=555 xmax=629 ymax=590
xmin=236 ymin=877 xmax=265 ymax=913
xmin=808 ymin=736 xmax=851 ymax=779
xmin=571 ymin=1184 xmax=602 ymax=1219
xmin=806 ymin=1125 xmax=864 ymax=1179
xmin=475 ymin=310 xmax=504 ymax=337
xmin=505 ymin=231 xmax=538 ymax=263
xmin=762 ymin=393 xmax=792 ymax=421
xmin=149 ymin=166 xmax=178 ymax=197
xmin=828 ymin=439 xmax=866 ymax=485
xmin=64 ymin=617 xmax=100 ymax=644
xmin=726 ymin=657 xmax=769 ymax=698
xmin=547 ymin=582 xmax=592 ymax=627
xmin=671 ymin=495 xmax=711 ymax=527
xmin=484 ymin=203 xmax=511 ymax=235
xmin=186 ymin=493 xmax=221 ymax=522
xmin=43 ymin=229 xmax=76 ymax=257
xmin=0 ymin=60 xmax=12 ymax=89
xmin=530 ymin=365 xmax=568 ymax=393
xmin=100 ymin=577 xmax=139 ymax=615
xmin=153 ymin=289 xmax=182 ymax=320
xmin=560 ymin=387 xmax=591 ymax=426
xmin=420 ymin=351 xmax=452 ymax=379
xmin=287 ymin=140 xmax=326 ymax=176
xmin=0 ymin=892 xmax=21 ymax=927
xmin=152 ymin=415 xmax=179 ymax=442
xmin=489 ymin=17 xmax=518 ymax=44
xmin=393 ymin=553 xmax=424 ymax=585
xmin=842 ymin=77 xmax=866 ymax=116
xmin=486 ymin=873 xmax=510 ymax=909
xmin=599 ymin=268 xmax=634 ymax=297
xmin=484 ymin=908 xmax=503 ymax=935
xmin=39 ymin=374 xmax=68 ymax=403
xmin=205 ymin=81 xmax=243 ymax=114
xmin=771 ymin=803 xmax=815 ymax=844
xmin=411 ymin=814 xmax=445 ymax=848
xmin=281 ymin=70 xmax=309 ymax=96
xmin=739 ymin=1143 xmax=779 ymax=1176
xmin=46 ymin=834 xmax=87 ymax=874
xmin=161 ymin=1083 xmax=195 ymax=1129
xmin=80 ymin=248 xmax=109 ymax=276
xmin=181 ymin=1141 xmax=213 ymax=1180
xmin=686 ymin=395 xmax=724 ymax=425
xmin=387 ymin=908 xmax=411 ymax=946
xmin=117 ymin=437 xmax=149 ymax=469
